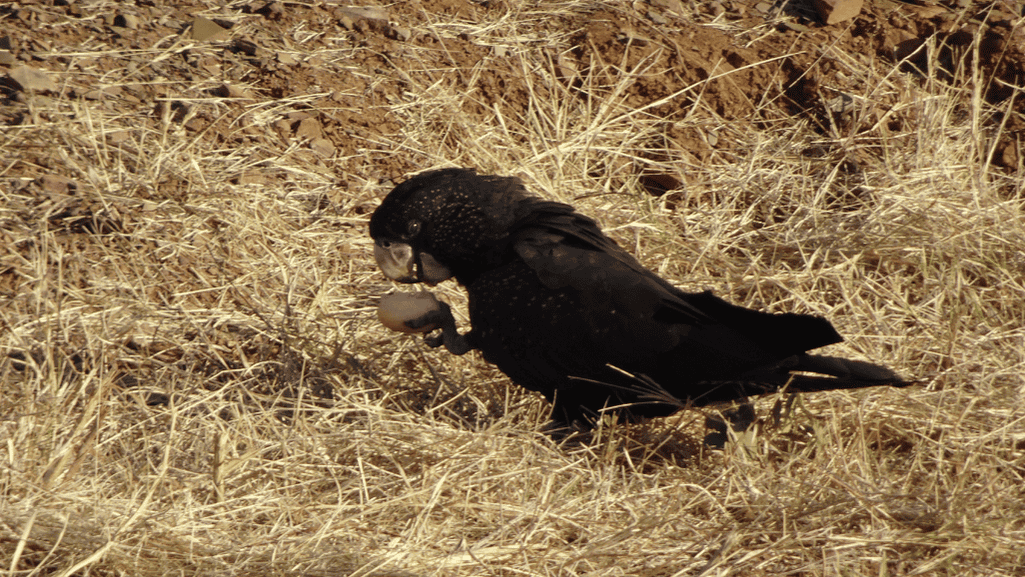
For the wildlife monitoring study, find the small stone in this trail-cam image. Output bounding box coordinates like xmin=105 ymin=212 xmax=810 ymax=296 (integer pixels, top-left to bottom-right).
xmin=813 ymin=0 xmax=863 ymax=24
xmin=185 ymin=117 xmax=207 ymax=131
xmin=259 ymin=2 xmax=285 ymax=19
xmin=646 ymin=9 xmax=669 ymax=24
xmin=232 ymin=39 xmax=261 ymax=57
xmin=783 ymin=21 xmax=811 ymax=32
xmin=0 ymin=51 xmax=16 ymax=65
xmin=310 ymin=138 xmax=335 ymax=157
xmin=9 ymin=65 xmax=57 ymax=92
xmin=649 ymin=0 xmax=684 ymax=14
xmin=908 ymin=4 xmax=946 ymax=18
xmin=996 ymin=140 xmax=1018 ymax=168
xmin=39 ymin=174 xmax=74 ymax=194
xmin=295 ymin=117 xmax=323 ymax=140
xmin=191 ymin=16 xmax=229 ymax=42
xmin=556 ymin=53 xmax=578 ymax=82
xmin=621 ymin=27 xmax=652 ymax=45
xmin=222 ymin=84 xmax=252 ymax=98
xmin=273 ymin=119 xmax=292 ymax=138
xmin=388 ymin=25 xmax=411 ymax=41
xmin=114 ymin=13 xmax=141 ymax=29
xmin=335 ymin=6 xmax=389 ymax=23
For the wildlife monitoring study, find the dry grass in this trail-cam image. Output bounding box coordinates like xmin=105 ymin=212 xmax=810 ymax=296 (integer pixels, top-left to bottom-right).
xmin=3 ymin=2 xmax=1024 ymax=576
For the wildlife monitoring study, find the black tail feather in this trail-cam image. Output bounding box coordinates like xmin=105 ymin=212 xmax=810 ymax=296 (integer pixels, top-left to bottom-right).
xmin=716 ymin=353 xmax=911 ymax=399
xmin=617 ymin=354 xmax=911 ymax=407
xmin=559 ymin=356 xmax=911 ymax=429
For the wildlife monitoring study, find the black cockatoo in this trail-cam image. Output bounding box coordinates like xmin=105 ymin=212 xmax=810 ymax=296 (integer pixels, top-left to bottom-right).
xmin=370 ymin=168 xmax=909 ymax=433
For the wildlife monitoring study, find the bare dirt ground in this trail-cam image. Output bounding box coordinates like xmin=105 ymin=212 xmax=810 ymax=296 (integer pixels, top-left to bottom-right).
xmin=2 ymin=1 xmax=1025 ymax=576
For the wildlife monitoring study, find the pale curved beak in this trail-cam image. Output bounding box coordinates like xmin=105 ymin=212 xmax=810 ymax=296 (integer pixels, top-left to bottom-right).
xmin=373 ymin=240 xmax=454 ymax=285
xmin=374 ymin=240 xmax=417 ymax=283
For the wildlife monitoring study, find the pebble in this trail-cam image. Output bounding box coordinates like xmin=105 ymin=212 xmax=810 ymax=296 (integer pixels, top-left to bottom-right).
xmin=10 ymin=65 xmax=56 ymax=92
xmin=813 ymin=0 xmax=864 ymax=24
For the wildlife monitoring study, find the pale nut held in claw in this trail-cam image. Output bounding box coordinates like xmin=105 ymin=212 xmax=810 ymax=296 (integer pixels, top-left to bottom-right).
xmin=377 ymin=291 xmax=444 ymax=333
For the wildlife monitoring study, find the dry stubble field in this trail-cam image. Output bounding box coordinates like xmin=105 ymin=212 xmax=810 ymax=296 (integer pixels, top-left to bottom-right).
xmin=2 ymin=0 xmax=1025 ymax=575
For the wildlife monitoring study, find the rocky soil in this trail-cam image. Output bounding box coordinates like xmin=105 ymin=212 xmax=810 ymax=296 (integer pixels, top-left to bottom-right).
xmin=3 ymin=0 xmax=1022 ymax=191
xmin=2 ymin=1 xmax=1024 ymax=576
